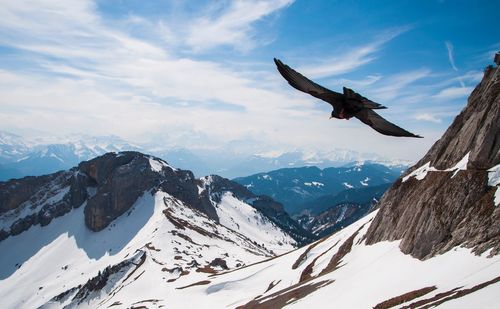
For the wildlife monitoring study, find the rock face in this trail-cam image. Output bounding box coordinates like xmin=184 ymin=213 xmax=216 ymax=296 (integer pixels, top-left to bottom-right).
xmin=365 ymin=62 xmax=500 ymax=259
xmin=0 ymin=171 xmax=90 ymax=239
xmin=0 ymin=152 xmax=310 ymax=245
xmin=0 ymin=152 xmax=218 ymax=237
xmin=80 ymin=152 xmax=216 ymax=231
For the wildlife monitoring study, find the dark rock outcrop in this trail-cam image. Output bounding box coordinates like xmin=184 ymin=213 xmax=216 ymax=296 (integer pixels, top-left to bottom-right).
xmin=365 ymin=60 xmax=500 ymax=259
xmin=0 ymin=152 xmax=310 ymax=246
xmin=80 ymin=152 xmax=220 ymax=231
xmin=81 ymin=152 xmax=217 ymax=231
xmin=209 ymin=257 xmax=229 ymax=270
xmin=0 ymin=172 xmax=66 ymax=214
xmin=0 ymin=152 xmax=219 ymax=238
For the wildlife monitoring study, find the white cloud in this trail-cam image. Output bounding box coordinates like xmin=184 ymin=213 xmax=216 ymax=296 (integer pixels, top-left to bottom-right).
xmin=0 ymin=1 xmax=446 ymax=162
xmin=184 ymin=0 xmax=294 ymax=52
xmin=415 ymin=113 xmax=442 ymax=123
xmin=367 ymin=68 xmax=432 ymax=101
xmin=299 ymin=26 xmax=412 ymax=79
xmin=445 ymin=41 xmax=458 ymax=71
xmin=445 ymin=41 xmax=465 ymax=87
xmin=433 ymin=86 xmax=474 ymax=100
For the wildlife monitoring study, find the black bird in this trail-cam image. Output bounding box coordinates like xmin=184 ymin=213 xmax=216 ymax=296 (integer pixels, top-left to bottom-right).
xmin=274 ymin=58 xmax=422 ymax=138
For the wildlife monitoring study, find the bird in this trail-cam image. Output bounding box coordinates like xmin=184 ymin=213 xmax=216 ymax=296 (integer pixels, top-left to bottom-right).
xmin=274 ymin=58 xmax=422 ymax=138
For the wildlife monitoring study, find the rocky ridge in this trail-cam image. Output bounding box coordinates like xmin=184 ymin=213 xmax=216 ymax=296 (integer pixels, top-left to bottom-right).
xmin=365 ymin=61 xmax=500 ymax=259
xmin=0 ymin=152 xmax=309 ymax=245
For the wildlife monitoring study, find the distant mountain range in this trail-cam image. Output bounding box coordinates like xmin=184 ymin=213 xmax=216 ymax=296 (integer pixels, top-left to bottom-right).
xmin=233 ymin=163 xmax=405 ymax=215
xmin=0 ymin=131 xmax=411 ymax=181
xmin=0 ymin=133 xmax=140 ymax=180
xmin=295 ymin=184 xmax=390 ymax=237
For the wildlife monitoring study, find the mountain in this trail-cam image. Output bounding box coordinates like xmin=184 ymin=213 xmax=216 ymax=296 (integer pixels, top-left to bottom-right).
xmin=0 ymin=151 xmax=315 ymax=308
xmin=296 ymin=183 xmax=391 ymax=215
xmin=295 ymin=184 xmax=390 ymax=237
xmin=183 ymin=149 xmax=410 ymax=179
xmin=0 ymin=133 xmax=411 ymax=180
xmin=365 ymin=62 xmax=500 ymax=259
xmin=0 ymin=135 xmax=140 ymax=181
xmin=233 ymin=163 xmax=403 ymax=214
xmin=0 ymin=131 xmax=29 ymax=164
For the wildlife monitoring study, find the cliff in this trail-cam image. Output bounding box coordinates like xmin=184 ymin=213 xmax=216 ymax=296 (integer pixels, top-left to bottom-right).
xmin=365 ymin=61 xmax=500 ymax=259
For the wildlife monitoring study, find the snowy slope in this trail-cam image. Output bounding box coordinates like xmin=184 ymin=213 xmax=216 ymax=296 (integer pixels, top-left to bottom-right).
xmin=0 ymin=188 xmax=296 ymax=308
xmin=13 ymin=209 xmax=496 ymax=308
xmin=159 ymin=211 xmax=500 ymax=308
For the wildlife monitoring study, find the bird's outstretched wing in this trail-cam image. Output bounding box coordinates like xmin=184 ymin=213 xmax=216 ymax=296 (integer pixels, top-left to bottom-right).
xmin=355 ymin=109 xmax=422 ymax=138
xmin=274 ymin=58 xmax=343 ymax=109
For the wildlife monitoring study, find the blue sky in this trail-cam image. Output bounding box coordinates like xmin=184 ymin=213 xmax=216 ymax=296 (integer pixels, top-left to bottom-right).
xmin=0 ymin=0 xmax=498 ymax=161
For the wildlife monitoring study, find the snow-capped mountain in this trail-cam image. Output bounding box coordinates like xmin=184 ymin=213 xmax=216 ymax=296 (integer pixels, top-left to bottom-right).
xmin=0 ymin=131 xmax=30 ymax=164
xmin=233 ymin=163 xmax=404 ymax=214
xmin=0 ymin=151 xmax=314 ymax=308
xmin=198 ymin=149 xmax=411 ymax=179
xmin=0 ymin=132 xmax=411 ymax=181
xmin=0 ymin=134 xmax=140 ymax=181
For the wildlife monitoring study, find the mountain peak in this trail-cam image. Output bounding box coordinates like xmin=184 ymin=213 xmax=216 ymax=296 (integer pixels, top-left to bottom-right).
xmin=365 ymin=61 xmax=500 ymax=259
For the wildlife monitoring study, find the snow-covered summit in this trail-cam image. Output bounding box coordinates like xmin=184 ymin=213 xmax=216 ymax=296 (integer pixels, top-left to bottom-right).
xmin=0 ymin=151 xmax=307 ymax=308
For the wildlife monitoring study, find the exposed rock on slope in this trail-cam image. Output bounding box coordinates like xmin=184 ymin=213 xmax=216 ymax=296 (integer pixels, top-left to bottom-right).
xmin=366 ymin=62 xmax=500 ymax=259
xmin=0 ymin=152 xmax=217 ymax=237
xmin=200 ymin=175 xmax=315 ymax=246
xmin=0 ymin=152 xmax=309 ymax=246
xmin=0 ymin=152 xmax=305 ymax=308
xmin=80 ymin=152 xmax=216 ymax=230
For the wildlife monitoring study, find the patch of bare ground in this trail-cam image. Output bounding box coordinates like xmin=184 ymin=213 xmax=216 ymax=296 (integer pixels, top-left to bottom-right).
xmin=117 ymin=251 xmax=147 ymax=284
xmin=236 ymin=280 xmax=333 ymax=309
xmin=162 ymin=208 xmax=186 ymax=230
xmin=264 ymin=280 xmax=282 ymax=294
xmin=145 ymin=242 xmax=160 ymax=251
xmin=131 ymin=299 xmax=161 ymax=306
xmin=163 ymin=207 xmax=223 ymax=239
xmin=292 ymin=236 xmax=329 ymax=269
xmin=170 ymin=230 xmax=203 ymax=246
xmin=299 ymin=224 xmax=365 ymax=283
xmin=318 ymin=225 xmax=365 ymax=277
xmin=299 ymin=240 xmax=339 ymax=283
xmin=196 ymin=265 xmax=217 ymax=274
xmin=210 ymin=246 xmax=303 ymax=278
xmin=401 ymin=275 xmax=500 ymax=308
xmin=176 ymin=280 xmax=211 ymax=290
xmin=151 ymin=256 xmax=165 ymax=265
xmin=165 ymin=268 xmax=190 ymax=283
xmin=373 ymin=286 xmax=437 ymax=309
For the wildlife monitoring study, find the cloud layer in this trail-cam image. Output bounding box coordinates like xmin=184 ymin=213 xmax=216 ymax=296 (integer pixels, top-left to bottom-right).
xmin=0 ymin=0 xmax=485 ymax=162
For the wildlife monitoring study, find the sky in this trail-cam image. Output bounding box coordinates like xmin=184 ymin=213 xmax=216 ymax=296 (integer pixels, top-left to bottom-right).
xmin=0 ymin=0 xmax=498 ymax=161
